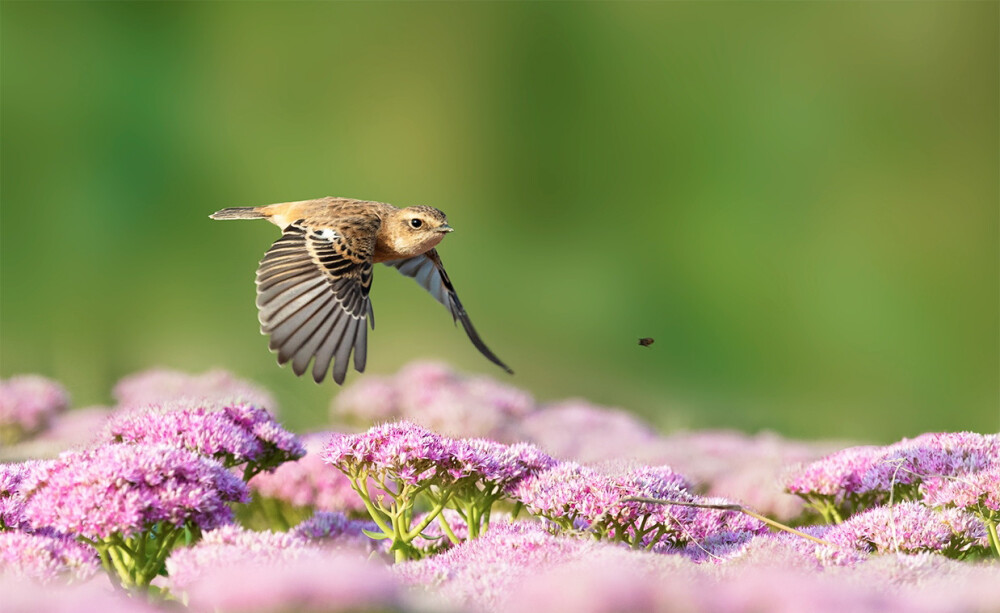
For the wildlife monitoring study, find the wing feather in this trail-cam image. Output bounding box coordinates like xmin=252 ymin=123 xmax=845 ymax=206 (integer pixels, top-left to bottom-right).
xmin=383 ymin=249 xmax=512 ymax=374
xmin=255 ymin=217 xmax=377 ymax=383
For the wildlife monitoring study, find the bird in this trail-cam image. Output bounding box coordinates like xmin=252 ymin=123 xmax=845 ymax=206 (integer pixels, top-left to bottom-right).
xmin=638 ymin=337 xmax=655 ymax=347
xmin=210 ymin=196 xmax=512 ymax=384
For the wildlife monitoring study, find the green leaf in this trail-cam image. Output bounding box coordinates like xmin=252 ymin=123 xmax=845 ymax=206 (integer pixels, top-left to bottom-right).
xmin=362 ymin=528 xmax=391 ymax=540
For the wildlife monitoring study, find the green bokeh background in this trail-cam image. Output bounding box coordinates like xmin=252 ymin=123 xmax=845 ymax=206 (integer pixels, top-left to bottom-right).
xmin=2 ymin=2 xmax=997 ymax=441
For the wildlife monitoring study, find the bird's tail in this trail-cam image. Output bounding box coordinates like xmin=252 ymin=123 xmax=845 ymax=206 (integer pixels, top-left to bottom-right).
xmin=209 ymin=207 xmax=266 ymax=220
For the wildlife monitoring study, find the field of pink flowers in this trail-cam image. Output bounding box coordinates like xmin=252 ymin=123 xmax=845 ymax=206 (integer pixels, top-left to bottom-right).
xmin=2 ymin=362 xmax=998 ymax=613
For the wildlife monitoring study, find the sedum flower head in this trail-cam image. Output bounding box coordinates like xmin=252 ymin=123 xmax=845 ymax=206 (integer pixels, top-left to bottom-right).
xmin=920 ymin=464 xmax=1000 ymax=512
xmin=0 ymin=375 xmax=70 ymax=443
xmin=1 ymin=460 xmax=47 ymax=530
xmin=323 ymin=421 xmax=453 ymax=486
xmin=101 ymin=399 xmax=304 ymax=477
xmin=512 ymin=461 xmax=693 ymax=530
xmin=20 ymin=443 xmax=248 ymax=539
xmin=787 ymin=433 xmax=999 ymax=502
xmin=785 ymin=445 xmax=884 ymax=498
xmin=446 ymin=437 xmax=557 ymax=491
xmin=825 ymin=502 xmax=989 ymax=556
xmin=858 ymin=432 xmax=999 ymax=495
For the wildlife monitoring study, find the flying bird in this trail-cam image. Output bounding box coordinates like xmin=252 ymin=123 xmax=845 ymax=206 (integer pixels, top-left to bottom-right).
xmin=211 ymin=197 xmax=512 ymax=384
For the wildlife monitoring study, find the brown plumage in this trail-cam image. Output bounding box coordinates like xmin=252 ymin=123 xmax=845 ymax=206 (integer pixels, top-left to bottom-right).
xmin=210 ymin=196 xmax=512 ymax=384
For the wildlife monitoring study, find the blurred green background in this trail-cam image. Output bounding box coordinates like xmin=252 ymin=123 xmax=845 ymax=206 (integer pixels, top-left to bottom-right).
xmin=1 ymin=2 xmax=997 ymax=441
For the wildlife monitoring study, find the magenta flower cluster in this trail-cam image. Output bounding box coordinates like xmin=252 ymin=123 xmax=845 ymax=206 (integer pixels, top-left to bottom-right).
xmin=785 ymin=432 xmax=1000 ymax=557
xmin=323 ymin=421 xmax=556 ymax=559
xmin=20 ymin=444 xmax=248 ymax=540
xmin=921 ymin=465 xmax=1000 ymax=513
xmin=786 ymin=432 xmax=998 ymax=521
xmin=513 ymin=461 xmax=766 ymax=549
xmin=101 ymin=399 xmax=305 ymax=479
xmin=824 ymin=502 xmax=989 ymax=558
xmin=0 ymin=375 xmax=70 ymax=444
xmin=1 ymin=460 xmax=41 ymax=530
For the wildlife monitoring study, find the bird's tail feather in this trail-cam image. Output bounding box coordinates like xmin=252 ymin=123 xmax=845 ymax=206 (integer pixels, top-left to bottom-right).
xmin=210 ymin=207 xmax=265 ymax=220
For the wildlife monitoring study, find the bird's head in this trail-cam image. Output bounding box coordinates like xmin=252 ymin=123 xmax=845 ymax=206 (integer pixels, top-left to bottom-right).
xmin=385 ymin=206 xmax=453 ymax=256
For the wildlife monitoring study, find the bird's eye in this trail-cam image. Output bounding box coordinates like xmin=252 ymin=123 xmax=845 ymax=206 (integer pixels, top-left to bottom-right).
xmin=409 ymin=218 xmax=423 ymax=229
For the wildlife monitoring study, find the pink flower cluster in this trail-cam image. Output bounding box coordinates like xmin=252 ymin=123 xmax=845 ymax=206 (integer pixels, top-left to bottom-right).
xmin=786 ymin=432 xmax=1000 ymax=523
xmin=1 ymin=460 xmax=42 ymax=530
xmin=921 ymin=465 xmax=1000 ymax=513
xmin=860 ymin=432 xmax=999 ymax=496
xmin=513 ymin=461 xmax=766 ymax=549
xmin=323 ymin=421 xmax=557 ymax=558
xmin=101 ymin=399 xmax=305 ymax=479
xmin=0 ymin=375 xmax=70 ymax=442
xmin=19 ymin=444 xmax=248 ymax=540
xmin=825 ymin=502 xmax=989 ymax=557
xmin=323 ymin=421 xmax=554 ymax=491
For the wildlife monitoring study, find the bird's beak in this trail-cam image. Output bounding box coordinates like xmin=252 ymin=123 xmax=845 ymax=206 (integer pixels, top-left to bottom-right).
xmin=436 ymin=224 xmax=454 ymax=233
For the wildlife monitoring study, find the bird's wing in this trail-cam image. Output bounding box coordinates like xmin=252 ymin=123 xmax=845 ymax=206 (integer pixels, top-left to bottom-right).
xmin=256 ymin=217 xmax=377 ymax=384
xmin=383 ymin=249 xmax=513 ymax=374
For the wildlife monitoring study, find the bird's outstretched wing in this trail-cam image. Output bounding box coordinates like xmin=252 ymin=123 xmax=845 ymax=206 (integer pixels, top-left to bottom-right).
xmin=255 ymin=218 xmax=377 ymax=384
xmin=383 ymin=249 xmax=513 ymax=374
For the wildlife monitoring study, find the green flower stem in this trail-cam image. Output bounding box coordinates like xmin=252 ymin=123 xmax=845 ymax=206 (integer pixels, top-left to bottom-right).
xmin=437 ymin=513 xmax=462 ymax=545
xmin=645 ymin=526 xmax=667 ymax=551
xmin=631 ymin=514 xmax=651 ymax=549
xmin=481 ymin=502 xmax=493 ymax=534
xmin=984 ymin=514 xmax=999 ymax=558
xmin=90 ymin=540 xmax=117 ymax=580
xmin=406 ymin=491 xmax=452 ymax=541
xmin=511 ymin=501 xmax=524 ymax=519
xmin=109 ymin=533 xmax=137 ymax=559
xmin=806 ymin=495 xmax=843 ymax=525
xmin=137 ymin=523 xmax=183 ymax=586
xmin=467 ymin=504 xmax=481 ymax=539
xmin=350 ymin=474 xmax=394 ymax=538
xmin=105 ymin=542 xmax=134 ymax=587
